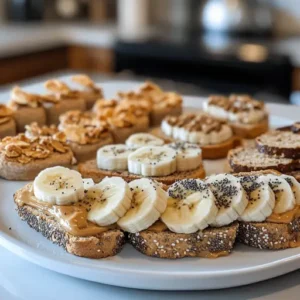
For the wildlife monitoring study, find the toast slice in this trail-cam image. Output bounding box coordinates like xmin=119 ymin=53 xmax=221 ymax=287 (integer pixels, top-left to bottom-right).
xmin=229 ymin=117 xmax=269 ymax=139
xmin=228 ymin=147 xmax=300 ymax=173
xmin=256 ymin=131 xmax=300 ymax=159
xmin=150 ymin=127 xmax=241 ymax=159
xmin=14 ymin=192 xmax=125 ymax=259
xmin=78 ymin=159 xmax=206 ymax=185
xmin=238 ymin=221 xmax=300 ymax=250
xmin=128 ymin=222 xmax=239 ymax=259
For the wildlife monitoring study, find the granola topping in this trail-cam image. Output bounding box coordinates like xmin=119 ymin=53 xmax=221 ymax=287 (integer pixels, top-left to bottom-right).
xmin=0 ymin=105 xmax=13 ymax=125
xmin=1 ymin=133 xmax=71 ymax=164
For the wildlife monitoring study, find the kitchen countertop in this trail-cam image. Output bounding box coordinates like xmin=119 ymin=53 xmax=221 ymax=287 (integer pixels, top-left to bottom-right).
xmin=1 ymin=22 xmax=300 ymax=67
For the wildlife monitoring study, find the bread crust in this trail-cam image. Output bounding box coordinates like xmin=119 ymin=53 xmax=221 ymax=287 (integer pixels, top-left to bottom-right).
xmin=229 ymin=117 xmax=269 ymax=139
xmin=128 ymin=223 xmax=239 ymax=259
xmin=15 ymin=201 xmax=125 ymax=258
xmin=78 ymin=159 xmax=206 ymax=185
xmin=0 ymin=118 xmax=16 ymax=138
xmin=0 ymin=150 xmax=74 ymax=181
xmin=150 ymin=127 xmax=240 ymax=159
xmin=238 ymin=220 xmax=300 ymax=250
xmin=228 ymin=147 xmax=300 ymax=173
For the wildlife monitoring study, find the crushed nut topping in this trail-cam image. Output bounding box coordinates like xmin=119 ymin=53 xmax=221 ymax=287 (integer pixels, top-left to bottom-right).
xmin=0 ymin=105 xmax=13 ymax=125
xmin=72 ymin=74 xmax=102 ymax=95
xmin=58 ymin=110 xmax=110 ymax=144
xmin=0 ymin=133 xmax=71 ymax=164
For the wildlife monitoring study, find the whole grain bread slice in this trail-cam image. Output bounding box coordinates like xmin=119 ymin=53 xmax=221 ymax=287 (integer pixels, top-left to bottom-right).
xmin=78 ymin=159 xmax=206 ymax=185
xmin=15 ymin=200 xmax=125 ymax=259
xmin=150 ymin=127 xmax=241 ymax=159
xmin=128 ymin=222 xmax=239 ymax=259
xmin=256 ymin=130 xmax=300 ymax=159
xmin=238 ymin=221 xmax=300 ymax=250
xmin=228 ymin=147 xmax=300 ymax=173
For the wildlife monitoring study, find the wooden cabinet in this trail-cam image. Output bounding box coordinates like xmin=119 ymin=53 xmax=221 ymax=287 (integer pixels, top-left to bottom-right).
xmin=0 ymin=46 xmax=114 ymax=85
xmin=293 ymin=68 xmax=300 ymax=91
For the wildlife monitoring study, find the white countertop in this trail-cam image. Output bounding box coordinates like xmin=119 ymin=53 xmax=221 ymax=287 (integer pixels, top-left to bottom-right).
xmin=1 ymin=23 xmax=300 ymax=67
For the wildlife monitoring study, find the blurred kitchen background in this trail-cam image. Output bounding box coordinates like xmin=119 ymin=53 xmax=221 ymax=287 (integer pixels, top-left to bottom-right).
xmin=0 ymin=0 xmax=300 ymax=104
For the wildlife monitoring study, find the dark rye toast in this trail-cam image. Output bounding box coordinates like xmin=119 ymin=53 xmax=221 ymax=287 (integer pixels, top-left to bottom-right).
xmin=256 ymin=130 xmax=300 ymax=159
xmin=78 ymin=159 xmax=206 ymax=185
xmin=228 ymin=147 xmax=300 ymax=173
xmin=14 ymin=186 xmax=125 ymax=259
xmin=128 ymin=222 xmax=239 ymax=259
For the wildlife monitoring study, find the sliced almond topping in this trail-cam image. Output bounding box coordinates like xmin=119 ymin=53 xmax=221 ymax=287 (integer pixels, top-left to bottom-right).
xmin=44 ymin=79 xmax=70 ymax=94
xmin=5 ymin=144 xmax=22 ymax=158
xmin=72 ymin=74 xmax=102 ymax=94
xmin=51 ymin=140 xmax=67 ymax=153
xmin=17 ymin=154 xmax=32 ymax=164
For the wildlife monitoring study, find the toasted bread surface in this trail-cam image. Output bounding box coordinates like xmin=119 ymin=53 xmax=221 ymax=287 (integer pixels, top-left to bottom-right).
xmin=15 ymin=201 xmax=125 ymax=258
xmin=128 ymin=223 xmax=239 ymax=259
xmin=78 ymin=159 xmax=206 ymax=185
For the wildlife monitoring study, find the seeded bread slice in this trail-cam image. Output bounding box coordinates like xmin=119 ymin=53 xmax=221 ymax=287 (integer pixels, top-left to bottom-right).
xmin=150 ymin=127 xmax=241 ymax=159
xmin=78 ymin=159 xmax=206 ymax=185
xmin=228 ymin=147 xmax=300 ymax=173
xmin=15 ymin=199 xmax=125 ymax=259
xmin=238 ymin=221 xmax=300 ymax=250
xmin=229 ymin=117 xmax=269 ymax=139
xmin=256 ymin=131 xmax=300 ymax=159
xmin=128 ymin=222 xmax=239 ymax=259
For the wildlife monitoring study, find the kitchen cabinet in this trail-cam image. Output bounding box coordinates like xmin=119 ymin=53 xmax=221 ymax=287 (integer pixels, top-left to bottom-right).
xmin=0 ymin=46 xmax=114 ymax=85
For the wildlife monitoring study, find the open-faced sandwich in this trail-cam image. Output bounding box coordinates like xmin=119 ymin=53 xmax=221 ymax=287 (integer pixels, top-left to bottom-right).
xmin=0 ymin=133 xmax=75 ymax=180
xmin=153 ymin=112 xmax=240 ymax=159
xmin=78 ymin=133 xmax=205 ymax=185
xmin=0 ymin=104 xmax=16 ymax=138
xmin=203 ymin=94 xmax=269 ymax=139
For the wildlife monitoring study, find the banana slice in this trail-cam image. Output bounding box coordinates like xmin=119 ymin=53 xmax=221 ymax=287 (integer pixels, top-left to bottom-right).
xmin=165 ymin=142 xmax=202 ymax=172
xmin=281 ymin=175 xmax=300 ymax=205
xmin=205 ymin=174 xmax=248 ymax=226
xmin=161 ymin=119 xmax=173 ymax=136
xmin=117 ymin=178 xmax=168 ymax=233
xmin=162 ymin=179 xmax=218 ymax=233
xmin=83 ymin=178 xmax=94 ymax=190
xmin=33 ymin=166 xmax=84 ymax=205
xmin=126 ymin=133 xmax=164 ymax=148
xmin=87 ymin=177 xmax=132 ymax=226
xmin=128 ymin=146 xmax=177 ymax=176
xmin=263 ymin=174 xmax=295 ymax=213
xmin=239 ymin=176 xmax=275 ymax=222
xmin=97 ymin=144 xmax=134 ymax=171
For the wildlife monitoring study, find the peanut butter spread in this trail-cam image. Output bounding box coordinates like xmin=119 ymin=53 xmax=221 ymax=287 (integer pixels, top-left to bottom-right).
xmin=0 ymin=133 xmax=71 ymax=164
xmin=164 ymin=113 xmax=225 ymax=133
xmin=266 ymin=206 xmax=300 ymax=224
xmin=15 ymin=184 xmax=113 ymax=236
xmin=208 ymin=94 xmax=264 ymax=113
xmin=0 ymin=105 xmax=13 ymax=125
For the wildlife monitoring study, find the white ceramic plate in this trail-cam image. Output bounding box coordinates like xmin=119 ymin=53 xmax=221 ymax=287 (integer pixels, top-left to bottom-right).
xmin=0 ymin=82 xmax=299 ymax=290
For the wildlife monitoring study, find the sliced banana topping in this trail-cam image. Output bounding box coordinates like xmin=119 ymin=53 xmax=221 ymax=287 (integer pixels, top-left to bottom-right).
xmin=126 ymin=133 xmax=164 ymax=148
xmin=263 ymin=174 xmax=295 ymax=214
xmin=117 ymin=178 xmax=168 ymax=233
xmin=128 ymin=146 xmax=177 ymax=176
xmin=33 ymin=166 xmax=84 ymax=205
xmin=83 ymin=178 xmax=94 ymax=191
xmin=97 ymin=144 xmax=134 ymax=171
xmin=165 ymin=142 xmax=202 ymax=172
xmin=239 ymin=176 xmax=275 ymax=222
xmin=87 ymin=177 xmax=132 ymax=226
xmin=162 ymin=179 xmax=218 ymax=233
xmin=206 ymin=174 xmax=248 ymax=227
xmin=281 ymin=175 xmax=300 ymax=205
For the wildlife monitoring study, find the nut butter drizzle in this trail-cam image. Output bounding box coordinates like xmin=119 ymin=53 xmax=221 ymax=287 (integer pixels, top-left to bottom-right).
xmin=15 ymin=184 xmax=114 ymax=236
